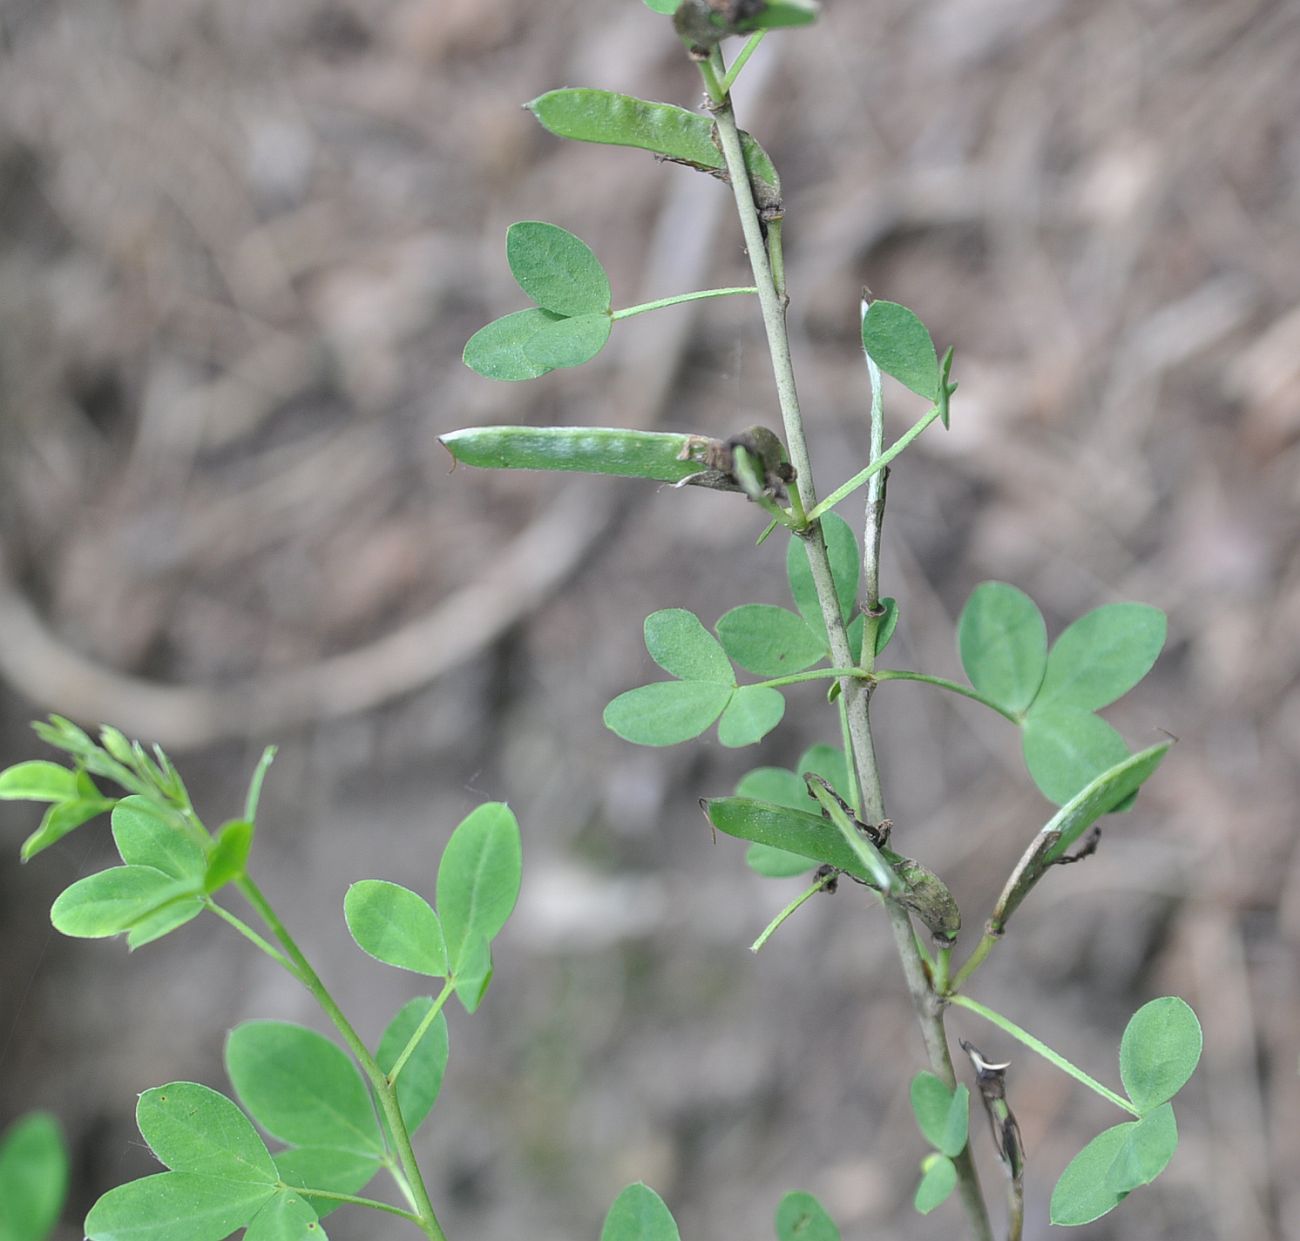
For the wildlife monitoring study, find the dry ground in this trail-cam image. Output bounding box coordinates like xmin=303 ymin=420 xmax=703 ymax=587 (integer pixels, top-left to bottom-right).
xmin=2 ymin=1 xmax=1298 ymax=1239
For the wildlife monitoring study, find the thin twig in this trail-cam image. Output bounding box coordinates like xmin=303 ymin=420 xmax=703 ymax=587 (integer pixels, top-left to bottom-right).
xmin=706 ymin=61 xmax=994 ymax=1241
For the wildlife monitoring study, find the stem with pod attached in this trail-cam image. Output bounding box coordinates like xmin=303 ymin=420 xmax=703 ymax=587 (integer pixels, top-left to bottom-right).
xmin=702 ymin=47 xmax=995 ymax=1241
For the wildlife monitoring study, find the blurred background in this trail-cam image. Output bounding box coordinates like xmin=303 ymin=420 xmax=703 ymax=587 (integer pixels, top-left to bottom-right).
xmin=2 ymin=1 xmax=1297 ymax=1238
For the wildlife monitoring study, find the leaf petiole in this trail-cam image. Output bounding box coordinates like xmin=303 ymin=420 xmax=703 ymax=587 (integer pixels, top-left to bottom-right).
xmin=870 ymin=670 xmax=1022 ymax=724
xmin=949 ymin=994 xmax=1140 ymax=1117
xmin=806 ymin=401 xmax=947 ymax=522
xmin=387 ymin=979 xmax=455 ymax=1087
xmin=719 ymin=31 xmax=766 ymax=94
xmin=750 ymin=871 xmax=832 ymax=952
xmin=206 ymin=899 xmax=301 ymax=977
xmin=611 ymin=286 xmax=758 ymax=320
xmin=755 ymin=667 xmax=866 ymax=690
xmin=283 ymin=1186 xmax=425 ymax=1224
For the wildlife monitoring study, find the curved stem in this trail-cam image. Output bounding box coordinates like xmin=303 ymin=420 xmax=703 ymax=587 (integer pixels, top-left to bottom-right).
xmin=871 ymin=670 xmax=1022 ymax=724
xmin=949 ymin=994 xmax=1140 ymax=1117
xmin=236 ymin=877 xmax=448 ymax=1240
xmin=612 ymin=286 xmax=757 ymax=320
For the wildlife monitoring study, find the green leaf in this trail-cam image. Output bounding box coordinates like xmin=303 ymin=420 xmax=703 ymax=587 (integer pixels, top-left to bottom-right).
xmin=957 ymin=582 xmax=1047 ymax=715
xmin=736 ymin=765 xmax=806 ymax=808
xmin=774 ymin=1190 xmax=840 ymax=1241
xmin=738 ymin=747 xmax=845 ymax=877
xmin=734 ymin=0 xmax=819 ymax=30
xmin=523 ymin=311 xmax=612 ymax=370
xmin=439 ymin=426 xmax=719 ymax=485
xmin=1022 ymin=706 xmax=1130 ymax=806
xmin=506 ymin=221 xmax=610 ymax=316
xmin=717 ymin=685 xmax=785 ymax=747
xmin=463 ymin=308 xmax=561 ymax=381
xmin=704 ymin=797 xmax=960 ymax=940
xmin=376 ymin=997 xmax=450 ymax=1135
xmin=1038 ymin=742 xmax=1171 ymax=866
xmin=0 ymin=761 xmax=80 ymax=802
xmin=861 ymin=300 xmax=940 ymax=401
xmin=1119 ymin=997 xmax=1202 ymax=1113
xmin=715 ymin=605 xmax=824 ymax=676
xmin=125 ymin=897 xmax=204 ymax=950
xmin=225 ymin=1022 xmax=383 ymax=1157
xmin=136 ymin=1083 xmax=276 ymax=1184
xmin=0 ymin=1112 xmax=67 ymax=1241
xmin=601 ymin=1183 xmax=680 ymax=1241
xmin=992 ymin=743 xmax=1173 ymax=930
xmin=1049 ymin=1123 xmax=1132 ymax=1226
xmin=273 ymin=1148 xmax=379 ymax=1220
xmin=344 ymin=880 xmax=448 ymax=977
xmin=204 ymin=820 xmax=254 ymax=893
xmin=1105 ymin=1103 xmax=1178 ymax=1194
xmin=910 ymin=1073 xmax=969 ymax=1157
xmin=111 ymin=797 xmax=205 ymax=881
xmin=913 ymin=1154 xmax=957 ymax=1215
xmin=604 ymin=681 xmax=733 ymax=746
xmin=744 ymin=844 xmax=814 ymax=877
xmin=50 ymin=866 xmax=200 ymax=939
xmin=451 ymin=934 xmax=494 ymax=1013
xmin=435 ymin=802 xmax=522 ymax=979
xmin=873 ymin=596 xmax=899 ymax=656
xmin=20 ymin=797 xmax=115 ymax=861
xmin=787 ymin=515 xmax=860 ymax=649
xmin=643 ymin=0 xmax=678 ymax=12
xmin=525 ymin=89 xmax=780 ymax=203
xmin=84 ymin=1172 xmax=274 ymax=1241
xmin=644 ymin=609 xmax=734 ymax=683
xmin=243 ymin=1191 xmax=325 ymax=1241
xmin=1035 ymin=603 xmax=1166 ymax=712
xmin=797 ymin=744 xmax=852 ymax=797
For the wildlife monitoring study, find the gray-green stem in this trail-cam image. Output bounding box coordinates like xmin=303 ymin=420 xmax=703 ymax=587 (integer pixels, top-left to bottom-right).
xmin=235 ymin=876 xmax=447 ymax=1240
xmin=706 ymin=60 xmax=993 ymax=1241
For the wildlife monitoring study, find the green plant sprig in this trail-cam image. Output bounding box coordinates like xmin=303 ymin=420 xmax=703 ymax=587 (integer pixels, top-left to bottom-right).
xmin=1 ymin=724 xmax=526 ymax=1241
xmin=2 ymin=4 xmax=1202 ymax=1239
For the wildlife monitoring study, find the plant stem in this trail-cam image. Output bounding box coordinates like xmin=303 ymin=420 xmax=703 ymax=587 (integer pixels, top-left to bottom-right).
xmin=751 ymin=873 xmax=831 ymax=952
xmin=871 ymin=670 xmax=1022 ymax=724
xmin=206 ymin=900 xmax=300 ymax=977
xmin=720 ymin=31 xmax=766 ymax=94
xmin=235 ymin=876 xmax=448 ymax=1240
xmin=806 ymin=402 xmax=946 ymax=522
xmin=858 ymin=353 xmax=887 ymax=674
xmin=287 ymin=1189 xmax=425 ymax=1223
xmin=243 ymin=746 xmax=277 ymax=822
xmin=611 ymin=286 xmax=757 ymax=319
xmin=948 ymin=995 xmax=1140 ymax=1117
xmin=706 ymin=61 xmax=994 ymax=1241
xmin=947 ymin=926 xmax=1000 ymax=994
xmin=388 ymin=980 xmax=455 ymax=1084
xmin=698 ymin=54 xmax=726 ymax=105
xmin=755 ymin=666 xmax=865 ymax=689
